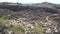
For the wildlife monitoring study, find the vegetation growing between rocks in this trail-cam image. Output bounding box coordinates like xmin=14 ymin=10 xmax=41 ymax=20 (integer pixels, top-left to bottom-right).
xmin=0 ymin=16 xmax=8 ymax=25
xmin=7 ymin=25 xmax=25 ymax=33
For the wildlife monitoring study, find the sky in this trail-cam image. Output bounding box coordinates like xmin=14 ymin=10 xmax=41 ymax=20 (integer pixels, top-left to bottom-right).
xmin=0 ymin=0 xmax=60 ymax=4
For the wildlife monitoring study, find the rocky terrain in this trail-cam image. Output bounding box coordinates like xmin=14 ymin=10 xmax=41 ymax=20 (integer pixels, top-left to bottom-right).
xmin=0 ymin=2 xmax=60 ymax=34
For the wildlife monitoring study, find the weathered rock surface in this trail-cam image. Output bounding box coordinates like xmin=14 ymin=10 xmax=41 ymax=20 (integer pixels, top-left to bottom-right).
xmin=0 ymin=2 xmax=60 ymax=34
